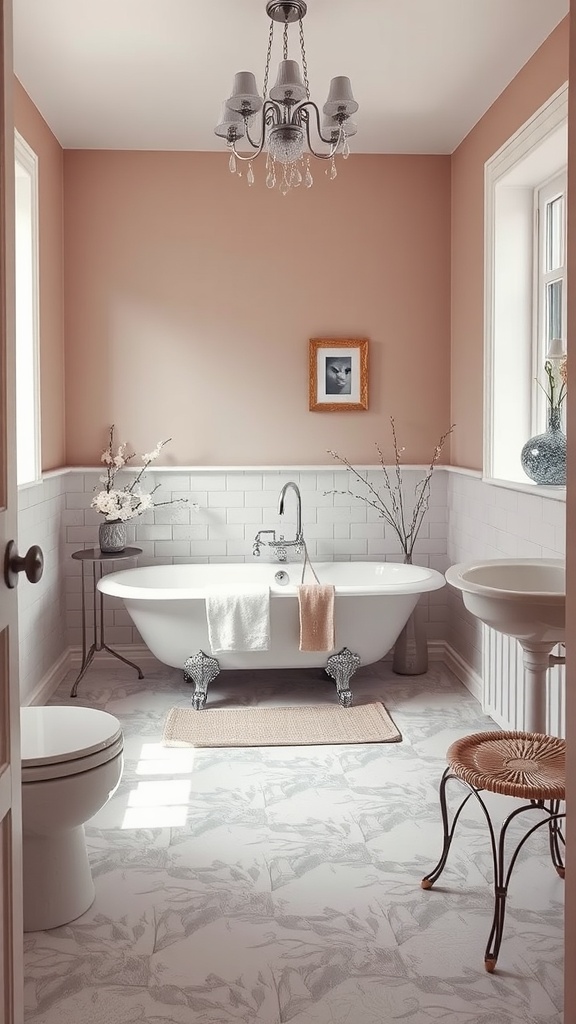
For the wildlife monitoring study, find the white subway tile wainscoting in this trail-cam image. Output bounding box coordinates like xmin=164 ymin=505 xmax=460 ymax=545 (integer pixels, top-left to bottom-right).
xmin=18 ymin=473 xmax=68 ymax=705
xmin=60 ymin=467 xmax=449 ymax=665
xmin=19 ymin=466 xmax=565 ymax=735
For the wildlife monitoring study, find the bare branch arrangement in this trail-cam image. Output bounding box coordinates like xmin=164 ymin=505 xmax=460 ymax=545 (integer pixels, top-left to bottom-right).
xmin=327 ymin=418 xmax=455 ymax=562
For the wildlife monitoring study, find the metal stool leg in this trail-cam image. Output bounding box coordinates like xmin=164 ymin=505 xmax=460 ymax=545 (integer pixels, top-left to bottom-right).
xmin=547 ymin=799 xmax=565 ymax=878
xmin=421 ymin=769 xmax=475 ymax=889
xmin=424 ymin=731 xmax=566 ymax=973
xmin=484 ymin=806 xmax=517 ymax=973
xmin=423 ymin=777 xmax=502 ymax=970
xmin=422 ymin=780 xmax=565 ymax=972
xmin=482 ymin=803 xmax=566 ymax=972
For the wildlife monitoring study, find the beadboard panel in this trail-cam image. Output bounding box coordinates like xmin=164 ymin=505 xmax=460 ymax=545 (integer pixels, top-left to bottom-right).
xmin=447 ymin=472 xmax=566 ymax=735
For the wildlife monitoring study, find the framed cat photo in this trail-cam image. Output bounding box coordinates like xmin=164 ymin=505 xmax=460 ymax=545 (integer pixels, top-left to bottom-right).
xmin=309 ymin=338 xmax=369 ymax=412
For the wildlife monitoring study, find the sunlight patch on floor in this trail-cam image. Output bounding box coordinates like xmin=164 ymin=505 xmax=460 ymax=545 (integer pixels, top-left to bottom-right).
xmin=121 ymin=778 xmax=191 ymax=829
xmin=134 ymin=740 xmax=196 ymax=776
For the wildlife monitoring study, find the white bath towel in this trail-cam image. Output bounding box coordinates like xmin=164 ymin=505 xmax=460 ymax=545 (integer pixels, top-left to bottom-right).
xmin=206 ymin=586 xmax=270 ymax=652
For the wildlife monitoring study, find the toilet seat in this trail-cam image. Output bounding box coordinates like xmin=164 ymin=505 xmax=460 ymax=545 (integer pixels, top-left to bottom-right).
xmin=21 ymin=706 xmax=123 ymax=783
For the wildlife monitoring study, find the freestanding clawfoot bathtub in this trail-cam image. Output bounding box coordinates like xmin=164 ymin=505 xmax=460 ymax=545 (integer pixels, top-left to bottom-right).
xmin=98 ymin=561 xmax=445 ymax=707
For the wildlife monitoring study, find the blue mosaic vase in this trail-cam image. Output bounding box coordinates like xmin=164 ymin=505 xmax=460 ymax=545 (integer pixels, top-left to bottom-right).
xmin=520 ymin=406 xmax=566 ymax=486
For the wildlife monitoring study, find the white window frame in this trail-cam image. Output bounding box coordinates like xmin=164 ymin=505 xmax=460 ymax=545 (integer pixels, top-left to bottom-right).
xmin=14 ymin=129 xmax=41 ymax=486
xmin=533 ymin=171 xmax=567 ymax=433
xmin=484 ymin=83 xmax=567 ymax=492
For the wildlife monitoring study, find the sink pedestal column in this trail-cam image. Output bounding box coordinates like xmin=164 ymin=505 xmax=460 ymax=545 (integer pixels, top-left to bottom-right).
xmin=521 ymin=642 xmax=555 ymax=733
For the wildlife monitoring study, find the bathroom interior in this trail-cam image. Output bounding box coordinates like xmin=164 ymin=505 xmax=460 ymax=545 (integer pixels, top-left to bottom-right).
xmin=3 ymin=1 xmax=575 ymax=1022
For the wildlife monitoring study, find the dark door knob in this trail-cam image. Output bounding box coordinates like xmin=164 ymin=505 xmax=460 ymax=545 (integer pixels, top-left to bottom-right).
xmin=4 ymin=541 xmax=44 ymax=589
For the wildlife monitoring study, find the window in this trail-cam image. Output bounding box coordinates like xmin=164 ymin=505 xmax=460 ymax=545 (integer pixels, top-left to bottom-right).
xmin=534 ymin=172 xmax=567 ymax=431
xmin=14 ymin=131 xmax=40 ymax=486
xmin=484 ymin=85 xmax=567 ymax=488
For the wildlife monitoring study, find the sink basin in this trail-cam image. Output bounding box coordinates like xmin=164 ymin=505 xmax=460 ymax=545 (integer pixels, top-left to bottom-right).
xmin=445 ymin=558 xmax=565 ymax=644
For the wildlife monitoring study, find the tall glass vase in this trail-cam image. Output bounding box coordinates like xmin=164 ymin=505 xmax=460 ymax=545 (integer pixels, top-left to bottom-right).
xmin=392 ymin=553 xmax=429 ymax=675
xmin=520 ymin=406 xmax=566 ymax=486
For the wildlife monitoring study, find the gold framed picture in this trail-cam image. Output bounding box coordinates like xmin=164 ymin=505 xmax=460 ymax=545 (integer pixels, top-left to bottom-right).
xmin=309 ymin=338 xmax=369 ymax=412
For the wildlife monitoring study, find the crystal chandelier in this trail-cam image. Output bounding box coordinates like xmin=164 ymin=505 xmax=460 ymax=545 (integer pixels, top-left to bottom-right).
xmin=214 ymin=1 xmax=359 ymax=195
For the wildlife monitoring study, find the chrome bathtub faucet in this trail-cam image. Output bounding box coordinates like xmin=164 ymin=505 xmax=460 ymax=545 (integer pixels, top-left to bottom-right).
xmin=252 ymin=530 xmax=278 ymax=557
xmin=253 ymin=530 xmax=293 ymax=563
xmin=278 ymin=481 xmax=303 ymax=545
xmin=252 ymin=481 xmax=305 ymax=562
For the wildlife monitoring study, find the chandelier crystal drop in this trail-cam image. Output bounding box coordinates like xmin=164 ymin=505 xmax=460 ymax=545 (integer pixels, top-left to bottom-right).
xmin=214 ymin=0 xmax=359 ymax=195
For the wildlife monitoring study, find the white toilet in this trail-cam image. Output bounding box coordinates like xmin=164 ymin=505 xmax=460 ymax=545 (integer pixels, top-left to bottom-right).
xmin=21 ymin=705 xmax=123 ymax=932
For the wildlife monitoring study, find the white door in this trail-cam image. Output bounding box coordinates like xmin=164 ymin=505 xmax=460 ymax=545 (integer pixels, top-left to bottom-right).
xmin=0 ymin=1 xmax=24 ymax=1020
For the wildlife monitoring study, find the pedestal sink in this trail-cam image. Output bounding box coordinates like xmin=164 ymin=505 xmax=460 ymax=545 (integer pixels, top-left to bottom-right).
xmin=445 ymin=558 xmax=565 ymax=733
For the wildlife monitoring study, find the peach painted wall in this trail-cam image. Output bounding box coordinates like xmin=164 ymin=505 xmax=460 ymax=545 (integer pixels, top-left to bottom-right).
xmin=13 ymin=79 xmax=65 ymax=471
xmin=450 ymin=16 xmax=569 ymax=470
xmin=63 ymin=152 xmax=451 ymax=467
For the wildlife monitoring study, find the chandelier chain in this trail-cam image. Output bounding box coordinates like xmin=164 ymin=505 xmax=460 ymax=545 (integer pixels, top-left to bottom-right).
xmin=299 ymin=18 xmax=310 ymax=99
xmin=283 ymin=20 xmax=289 ymax=60
xmin=263 ymin=19 xmax=275 ymax=99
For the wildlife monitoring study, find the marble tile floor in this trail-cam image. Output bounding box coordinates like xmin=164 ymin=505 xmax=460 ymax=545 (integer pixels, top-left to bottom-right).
xmin=24 ymin=661 xmax=565 ymax=1024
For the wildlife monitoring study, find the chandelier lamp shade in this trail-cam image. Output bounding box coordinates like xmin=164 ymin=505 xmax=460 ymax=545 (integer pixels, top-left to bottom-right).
xmin=214 ymin=0 xmax=359 ymax=194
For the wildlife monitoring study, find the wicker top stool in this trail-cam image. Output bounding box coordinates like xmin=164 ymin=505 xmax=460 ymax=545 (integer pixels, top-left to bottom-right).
xmin=421 ymin=730 xmax=566 ymax=972
xmin=447 ymin=730 xmax=565 ymax=801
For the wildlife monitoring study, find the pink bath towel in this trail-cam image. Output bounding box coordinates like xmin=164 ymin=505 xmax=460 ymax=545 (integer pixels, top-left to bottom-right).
xmin=297 ymin=584 xmax=335 ymax=652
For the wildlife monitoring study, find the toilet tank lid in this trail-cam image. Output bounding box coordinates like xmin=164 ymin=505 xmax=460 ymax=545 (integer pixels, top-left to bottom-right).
xmin=20 ymin=706 xmax=122 ymax=766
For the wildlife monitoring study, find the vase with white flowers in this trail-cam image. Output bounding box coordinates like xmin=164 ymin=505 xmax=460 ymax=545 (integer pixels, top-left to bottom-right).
xmin=327 ymin=417 xmax=454 ymax=674
xmin=521 ymin=341 xmax=567 ymax=486
xmin=92 ymin=426 xmax=187 ymax=553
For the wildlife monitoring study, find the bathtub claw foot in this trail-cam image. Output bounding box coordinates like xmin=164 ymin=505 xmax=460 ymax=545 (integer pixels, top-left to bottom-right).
xmin=338 ymin=688 xmax=353 ymax=708
xmin=183 ymin=651 xmax=220 ymax=710
xmin=325 ymin=647 xmax=361 ymax=707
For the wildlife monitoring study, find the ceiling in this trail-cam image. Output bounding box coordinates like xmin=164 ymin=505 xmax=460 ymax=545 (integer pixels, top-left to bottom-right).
xmin=12 ymin=0 xmax=568 ymax=154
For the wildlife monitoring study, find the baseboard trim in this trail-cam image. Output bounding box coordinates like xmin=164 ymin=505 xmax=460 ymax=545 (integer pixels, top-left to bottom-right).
xmin=23 ymin=648 xmax=72 ymax=706
xmin=426 ymin=639 xmax=447 ymax=663
xmin=442 ymin=643 xmax=483 ymax=704
xmin=23 ymin=645 xmax=167 ymax=706
xmin=384 ymin=639 xmax=482 ymax=704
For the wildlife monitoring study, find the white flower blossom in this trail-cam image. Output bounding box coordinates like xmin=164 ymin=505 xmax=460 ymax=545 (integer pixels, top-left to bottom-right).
xmin=137 ymin=493 xmax=154 ymax=512
xmin=94 ymin=426 xmax=186 ymax=524
xmin=142 ymin=441 xmax=164 ymax=463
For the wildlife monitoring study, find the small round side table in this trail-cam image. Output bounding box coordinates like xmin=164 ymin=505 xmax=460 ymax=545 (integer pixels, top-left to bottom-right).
xmin=70 ymin=547 xmax=144 ymax=698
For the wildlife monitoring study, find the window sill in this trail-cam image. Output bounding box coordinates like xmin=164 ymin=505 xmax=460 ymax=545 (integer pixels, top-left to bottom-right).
xmin=482 ymin=475 xmax=566 ymax=502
